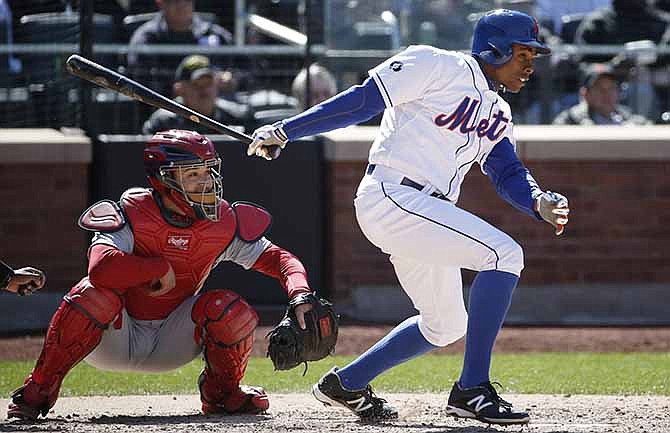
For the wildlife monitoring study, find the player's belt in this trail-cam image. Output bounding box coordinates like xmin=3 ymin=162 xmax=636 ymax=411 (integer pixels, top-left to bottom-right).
xmin=366 ymin=164 xmax=449 ymax=201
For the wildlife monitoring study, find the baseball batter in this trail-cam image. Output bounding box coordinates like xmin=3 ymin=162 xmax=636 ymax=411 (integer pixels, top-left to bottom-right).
xmin=7 ymin=130 xmax=316 ymax=420
xmin=248 ymin=9 xmax=569 ymax=426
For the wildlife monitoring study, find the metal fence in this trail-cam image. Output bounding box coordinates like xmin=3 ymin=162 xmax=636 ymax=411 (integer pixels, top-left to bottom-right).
xmin=2 ymin=2 xmax=670 ymax=132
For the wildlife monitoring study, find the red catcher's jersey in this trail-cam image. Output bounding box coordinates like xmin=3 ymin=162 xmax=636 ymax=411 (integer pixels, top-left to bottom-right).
xmin=121 ymin=189 xmax=237 ymax=319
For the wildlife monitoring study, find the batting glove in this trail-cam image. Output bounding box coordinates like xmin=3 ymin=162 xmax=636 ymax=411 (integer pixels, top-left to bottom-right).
xmin=247 ymin=122 xmax=289 ymax=161
xmin=4 ymin=267 xmax=46 ymax=296
xmin=535 ymin=191 xmax=570 ymax=236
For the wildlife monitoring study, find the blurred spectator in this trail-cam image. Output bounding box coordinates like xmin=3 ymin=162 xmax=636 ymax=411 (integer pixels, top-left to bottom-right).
xmin=0 ymin=0 xmax=21 ymax=76
xmin=485 ymin=1 xmax=561 ymax=124
xmin=574 ymin=0 xmax=670 ymax=120
xmin=534 ymin=0 xmax=610 ymax=36
xmin=575 ymin=0 xmax=669 ymax=63
xmin=142 ymin=55 xmax=249 ymax=135
xmin=238 ymin=63 xmax=338 ymax=128
xmin=127 ymin=0 xmax=233 ymax=97
xmin=553 ymin=63 xmax=651 ymax=125
xmin=291 ymin=64 xmax=338 ymax=110
xmin=517 ymin=0 xmax=608 ymax=123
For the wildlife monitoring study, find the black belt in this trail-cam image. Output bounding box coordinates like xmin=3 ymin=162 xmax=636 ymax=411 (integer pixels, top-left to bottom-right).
xmin=366 ymin=164 xmax=448 ymax=201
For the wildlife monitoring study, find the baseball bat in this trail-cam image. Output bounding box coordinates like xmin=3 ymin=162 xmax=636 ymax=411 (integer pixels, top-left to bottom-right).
xmin=65 ymin=54 xmax=253 ymax=145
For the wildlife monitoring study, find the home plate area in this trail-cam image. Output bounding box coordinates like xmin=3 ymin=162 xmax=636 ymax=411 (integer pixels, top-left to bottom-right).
xmin=2 ymin=393 xmax=669 ymax=433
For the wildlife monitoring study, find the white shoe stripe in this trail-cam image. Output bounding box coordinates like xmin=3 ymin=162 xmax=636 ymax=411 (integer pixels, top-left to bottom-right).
xmin=467 ymin=394 xmax=494 ymax=412
xmin=345 ymin=396 xmax=373 ymax=412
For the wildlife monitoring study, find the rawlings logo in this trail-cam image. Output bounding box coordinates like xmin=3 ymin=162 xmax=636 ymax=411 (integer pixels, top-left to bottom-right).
xmin=319 ymin=317 xmax=332 ymax=337
xmin=167 ymin=234 xmax=191 ymax=251
xmin=434 ymin=96 xmax=509 ymax=141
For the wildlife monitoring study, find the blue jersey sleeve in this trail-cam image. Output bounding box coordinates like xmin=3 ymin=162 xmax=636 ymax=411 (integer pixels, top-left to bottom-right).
xmin=280 ymin=77 xmax=385 ymax=141
xmin=483 ymin=138 xmax=543 ymax=220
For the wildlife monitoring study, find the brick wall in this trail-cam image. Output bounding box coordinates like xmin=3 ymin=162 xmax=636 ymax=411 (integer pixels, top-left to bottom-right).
xmin=323 ymin=126 xmax=670 ymax=301
xmin=0 ymin=130 xmax=91 ymax=292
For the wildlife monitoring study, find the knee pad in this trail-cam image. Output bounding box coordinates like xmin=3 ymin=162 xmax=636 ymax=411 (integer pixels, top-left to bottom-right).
xmin=192 ymin=290 xmax=259 ymax=402
xmin=64 ymin=279 xmax=123 ymax=328
xmin=20 ymin=279 xmax=121 ymax=415
xmin=191 ymin=289 xmax=258 ymax=347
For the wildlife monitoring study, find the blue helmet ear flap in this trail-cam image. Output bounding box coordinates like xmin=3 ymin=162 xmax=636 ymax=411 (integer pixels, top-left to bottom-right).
xmin=479 ymin=41 xmax=513 ymax=65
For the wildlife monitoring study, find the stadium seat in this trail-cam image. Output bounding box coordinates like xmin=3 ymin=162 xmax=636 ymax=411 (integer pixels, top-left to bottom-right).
xmin=0 ymin=87 xmax=31 ymax=127
xmin=91 ymin=89 xmax=144 ymax=134
xmin=17 ymin=12 xmax=116 ymax=80
xmin=354 ymin=21 xmax=396 ymax=49
xmin=16 ymin=12 xmax=116 ymax=127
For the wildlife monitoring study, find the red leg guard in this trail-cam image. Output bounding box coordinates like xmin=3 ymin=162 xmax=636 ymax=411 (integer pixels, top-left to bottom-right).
xmin=192 ymin=289 xmax=268 ymax=414
xmin=7 ymin=279 xmax=122 ymax=420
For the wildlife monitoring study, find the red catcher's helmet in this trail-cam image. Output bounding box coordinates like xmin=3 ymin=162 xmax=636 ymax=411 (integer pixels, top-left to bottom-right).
xmin=144 ymin=130 xmax=223 ymax=221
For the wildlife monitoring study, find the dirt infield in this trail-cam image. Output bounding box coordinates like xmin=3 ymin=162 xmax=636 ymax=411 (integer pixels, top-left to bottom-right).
xmin=1 ymin=393 xmax=669 ymax=433
xmin=2 ymin=326 xmax=670 ymax=361
xmin=2 ymin=327 xmax=670 ymax=432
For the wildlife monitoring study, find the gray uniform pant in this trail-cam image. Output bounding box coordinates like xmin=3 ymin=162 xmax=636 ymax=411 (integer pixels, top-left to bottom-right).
xmin=85 ymin=296 xmax=202 ymax=373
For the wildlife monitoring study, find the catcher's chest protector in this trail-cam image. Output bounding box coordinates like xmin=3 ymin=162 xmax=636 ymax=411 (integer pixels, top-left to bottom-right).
xmin=121 ymin=188 xmax=237 ymax=319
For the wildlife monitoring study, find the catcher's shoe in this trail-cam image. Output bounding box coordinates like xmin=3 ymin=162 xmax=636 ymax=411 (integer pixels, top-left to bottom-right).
xmin=7 ymin=382 xmax=50 ymax=421
xmin=312 ymin=367 xmax=398 ymax=421
xmin=201 ymin=385 xmax=270 ymax=415
xmin=446 ymin=381 xmax=530 ymax=425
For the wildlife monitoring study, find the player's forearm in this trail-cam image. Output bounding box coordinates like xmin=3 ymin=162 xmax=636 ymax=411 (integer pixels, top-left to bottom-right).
xmin=484 ymin=139 xmax=542 ymax=219
xmin=88 ymin=244 xmax=170 ymax=290
xmin=493 ymin=166 xmax=543 ymax=219
xmin=281 ymin=77 xmax=385 ymax=141
xmin=251 ymin=243 xmax=311 ymax=298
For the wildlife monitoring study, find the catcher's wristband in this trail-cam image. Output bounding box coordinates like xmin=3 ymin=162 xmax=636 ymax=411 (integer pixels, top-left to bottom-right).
xmin=0 ymin=261 xmax=14 ymax=291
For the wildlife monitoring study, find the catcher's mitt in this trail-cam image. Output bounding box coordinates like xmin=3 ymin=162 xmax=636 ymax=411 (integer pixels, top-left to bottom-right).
xmin=266 ymin=292 xmax=338 ymax=374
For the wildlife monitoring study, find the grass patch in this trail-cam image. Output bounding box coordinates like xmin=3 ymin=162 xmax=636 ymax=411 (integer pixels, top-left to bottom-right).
xmin=1 ymin=353 xmax=668 ymax=397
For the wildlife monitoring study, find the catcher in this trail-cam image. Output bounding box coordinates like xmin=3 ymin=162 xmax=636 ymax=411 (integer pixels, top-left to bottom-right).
xmin=7 ymin=129 xmax=337 ymax=421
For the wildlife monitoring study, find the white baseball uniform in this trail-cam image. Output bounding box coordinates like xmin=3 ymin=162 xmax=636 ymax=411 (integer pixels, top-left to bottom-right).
xmin=358 ymin=45 xmax=524 ymax=346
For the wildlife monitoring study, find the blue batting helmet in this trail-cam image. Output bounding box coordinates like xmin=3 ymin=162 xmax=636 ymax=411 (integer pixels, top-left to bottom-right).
xmin=472 ymin=9 xmax=550 ymax=66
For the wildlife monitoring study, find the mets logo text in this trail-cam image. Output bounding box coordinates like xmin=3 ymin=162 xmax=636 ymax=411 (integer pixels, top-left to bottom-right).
xmin=434 ymin=96 xmax=509 ymax=140
xmin=167 ymin=234 xmax=191 ymax=251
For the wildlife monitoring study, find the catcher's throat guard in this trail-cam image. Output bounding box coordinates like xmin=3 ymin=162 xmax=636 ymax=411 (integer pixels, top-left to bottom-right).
xmin=266 ymin=292 xmax=339 ymax=375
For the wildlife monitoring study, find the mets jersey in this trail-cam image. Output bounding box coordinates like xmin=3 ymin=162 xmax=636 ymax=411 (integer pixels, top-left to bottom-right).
xmin=368 ymin=45 xmax=515 ymax=203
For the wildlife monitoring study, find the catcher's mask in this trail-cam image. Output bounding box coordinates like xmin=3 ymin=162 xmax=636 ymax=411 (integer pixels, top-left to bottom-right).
xmin=144 ymin=129 xmax=223 ymax=221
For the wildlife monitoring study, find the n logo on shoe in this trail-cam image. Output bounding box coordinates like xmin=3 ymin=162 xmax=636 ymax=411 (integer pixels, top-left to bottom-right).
xmin=347 ymin=396 xmax=372 ymax=412
xmin=467 ymin=394 xmax=493 ymax=412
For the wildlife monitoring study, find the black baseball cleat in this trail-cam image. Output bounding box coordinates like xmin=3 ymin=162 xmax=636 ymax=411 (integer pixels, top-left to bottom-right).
xmin=312 ymin=367 xmax=398 ymax=421
xmin=446 ymin=381 xmax=530 ymax=425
